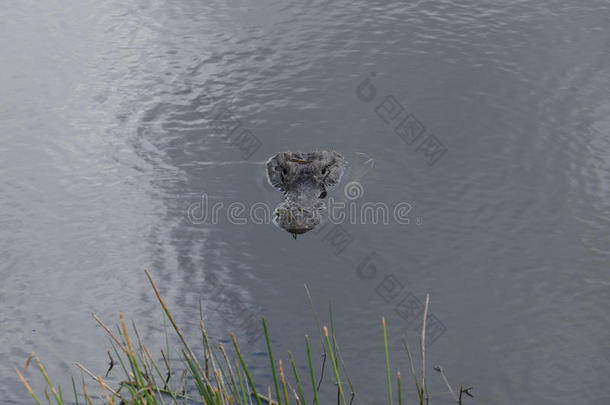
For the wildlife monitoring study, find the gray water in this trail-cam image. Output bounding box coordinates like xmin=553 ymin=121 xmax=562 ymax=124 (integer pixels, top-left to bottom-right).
xmin=2 ymin=0 xmax=610 ymax=403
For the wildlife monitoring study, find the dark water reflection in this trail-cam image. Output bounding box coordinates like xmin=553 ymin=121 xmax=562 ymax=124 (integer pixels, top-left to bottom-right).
xmin=2 ymin=0 xmax=610 ymax=403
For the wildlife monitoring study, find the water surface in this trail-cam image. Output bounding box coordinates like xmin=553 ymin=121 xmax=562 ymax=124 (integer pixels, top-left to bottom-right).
xmin=2 ymin=1 xmax=610 ymax=403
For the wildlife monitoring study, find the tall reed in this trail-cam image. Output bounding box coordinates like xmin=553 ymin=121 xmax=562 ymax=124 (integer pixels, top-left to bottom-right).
xmin=15 ymin=271 xmax=454 ymax=405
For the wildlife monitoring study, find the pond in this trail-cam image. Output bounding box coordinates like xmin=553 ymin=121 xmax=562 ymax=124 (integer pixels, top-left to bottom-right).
xmin=1 ymin=0 xmax=609 ymax=403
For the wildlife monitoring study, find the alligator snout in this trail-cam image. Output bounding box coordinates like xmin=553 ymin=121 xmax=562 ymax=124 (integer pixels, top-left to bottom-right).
xmin=266 ymin=151 xmax=346 ymax=236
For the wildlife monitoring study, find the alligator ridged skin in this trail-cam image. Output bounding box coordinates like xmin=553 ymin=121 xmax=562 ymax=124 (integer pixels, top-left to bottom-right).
xmin=266 ymin=151 xmax=346 ymax=237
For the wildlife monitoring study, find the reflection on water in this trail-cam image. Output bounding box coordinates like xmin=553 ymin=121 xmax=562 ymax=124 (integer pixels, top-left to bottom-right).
xmin=2 ymin=0 xmax=610 ymax=403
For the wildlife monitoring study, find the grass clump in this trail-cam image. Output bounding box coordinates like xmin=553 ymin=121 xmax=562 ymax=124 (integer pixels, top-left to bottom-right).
xmin=15 ymin=270 xmax=466 ymax=404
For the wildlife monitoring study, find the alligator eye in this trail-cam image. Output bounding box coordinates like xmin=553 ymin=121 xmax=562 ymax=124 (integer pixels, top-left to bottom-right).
xmin=319 ymin=191 xmax=327 ymax=198
xmin=321 ymin=168 xmax=327 ymax=175
xmin=282 ymin=168 xmax=288 ymax=175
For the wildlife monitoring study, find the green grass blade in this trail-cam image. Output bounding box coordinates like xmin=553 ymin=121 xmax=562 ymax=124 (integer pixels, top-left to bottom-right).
xmin=287 ymin=351 xmax=306 ymax=404
xmin=304 ymin=286 xmax=325 ymax=349
xmin=262 ymin=318 xmax=282 ymax=405
xmin=403 ymin=334 xmax=423 ymax=404
xmin=231 ymin=333 xmax=262 ymax=405
xmin=14 ymin=366 xmax=42 ymax=405
xmin=33 ymin=355 xmax=62 ymax=404
xmin=382 ymin=317 xmax=393 ymax=405
xmin=235 ymin=358 xmax=249 ymax=405
xmin=145 ymin=270 xmax=205 ymax=377
xmin=218 ymin=342 xmax=241 ymax=402
xmin=397 ymin=372 xmax=402 ymax=405
xmin=279 ymin=360 xmax=290 ymax=405
xmin=329 ymin=305 xmax=354 ymax=401
xmin=322 ymin=326 xmax=346 ymax=405
xmin=182 ymin=350 xmax=215 ymax=403
xmin=71 ymin=377 xmax=79 ymax=405
xmin=109 ymin=343 xmax=139 ymax=398
xmin=420 ymin=294 xmax=430 ymax=403
xmin=305 ymin=336 xmax=319 ymax=405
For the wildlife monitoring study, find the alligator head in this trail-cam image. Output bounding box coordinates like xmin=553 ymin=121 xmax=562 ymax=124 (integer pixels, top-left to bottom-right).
xmin=266 ymin=150 xmax=346 ymax=236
